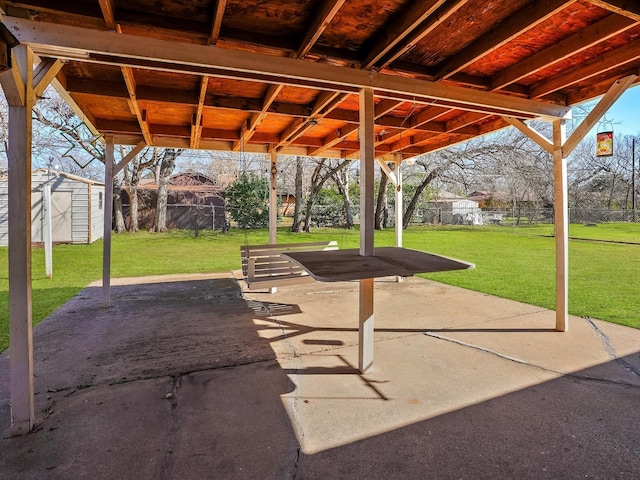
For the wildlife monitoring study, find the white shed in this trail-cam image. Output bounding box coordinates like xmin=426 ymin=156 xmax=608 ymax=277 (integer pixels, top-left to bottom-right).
xmin=0 ymin=169 xmax=105 ymax=246
xmin=424 ymin=191 xmax=483 ymax=225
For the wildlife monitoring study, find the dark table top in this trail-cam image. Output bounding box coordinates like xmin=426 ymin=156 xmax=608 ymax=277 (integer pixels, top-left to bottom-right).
xmin=282 ymin=247 xmax=474 ymax=282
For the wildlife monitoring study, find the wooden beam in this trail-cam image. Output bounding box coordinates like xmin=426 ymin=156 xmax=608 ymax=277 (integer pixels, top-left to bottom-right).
xmin=33 ymin=57 xmax=63 ymax=97
xmin=190 ymin=76 xmax=208 ymax=149
xmin=563 ymin=74 xmax=638 ymax=156
xmin=503 ymin=117 xmax=553 ymax=154
xmin=113 ymin=140 xmax=147 ymax=176
xmin=3 ymin=16 xmax=572 ymax=119
xmin=276 ymin=91 xmax=343 ymax=150
xmin=374 ymin=0 xmax=469 ymax=70
xmin=376 ymin=157 xmax=398 ymax=187
xmin=490 ymin=13 xmax=636 ymax=91
xmin=120 ymin=66 xmax=152 ymax=144
xmin=98 ymin=0 xmax=117 ymax=30
xmin=308 ymin=97 xmax=402 ymax=156
xmin=434 ymin=0 xmax=574 ymax=81
xmin=530 ymin=38 xmax=640 ymax=98
xmin=0 ymin=50 xmax=25 ymax=106
xmin=588 ymin=0 xmax=640 ymax=21
xmin=209 ymin=0 xmax=228 ymax=45
xmin=233 ymin=83 xmax=283 ymax=150
xmin=553 ymin=119 xmax=568 ymax=332
xmin=362 ymin=0 xmax=446 ymax=68
xmin=297 ymin=0 xmax=345 ymax=59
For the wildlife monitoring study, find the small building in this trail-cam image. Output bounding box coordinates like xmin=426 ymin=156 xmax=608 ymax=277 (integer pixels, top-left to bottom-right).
xmin=0 ymin=169 xmax=105 ymax=246
xmin=126 ymin=171 xmax=226 ymax=230
xmin=424 ymin=191 xmax=483 ymax=225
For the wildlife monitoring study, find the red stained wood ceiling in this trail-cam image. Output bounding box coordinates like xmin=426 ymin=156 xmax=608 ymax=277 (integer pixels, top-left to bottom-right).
xmin=1 ymin=0 xmax=639 ymax=158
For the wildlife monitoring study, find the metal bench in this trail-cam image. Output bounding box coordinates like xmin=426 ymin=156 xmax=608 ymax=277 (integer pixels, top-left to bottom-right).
xmin=240 ymin=241 xmax=338 ymax=291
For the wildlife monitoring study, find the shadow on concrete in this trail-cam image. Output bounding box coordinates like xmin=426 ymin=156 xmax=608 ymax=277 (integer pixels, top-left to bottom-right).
xmin=0 ymin=276 xmax=638 ymax=479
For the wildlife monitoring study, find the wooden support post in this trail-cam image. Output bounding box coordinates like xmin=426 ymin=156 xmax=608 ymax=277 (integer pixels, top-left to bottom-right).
xmin=394 ymin=158 xmax=403 ymax=283
xmin=553 ymin=119 xmax=569 ymax=332
xmin=269 ymin=150 xmax=278 ymax=244
xmin=3 ymin=45 xmax=35 ymax=436
xmin=359 ymin=87 xmax=375 ymax=373
xmin=102 ymin=134 xmax=115 ymax=307
xmin=42 ymin=184 xmax=53 ymax=278
xmin=269 ymin=149 xmax=278 ymax=293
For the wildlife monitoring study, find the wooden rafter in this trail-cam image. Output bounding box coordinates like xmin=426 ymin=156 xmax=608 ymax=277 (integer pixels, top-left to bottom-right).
xmin=297 ymin=0 xmax=345 ymax=59
xmin=306 ymin=99 xmax=404 ymax=156
xmin=121 ymin=66 xmax=152 ymax=144
xmin=530 ymin=37 xmax=640 ymax=98
xmin=362 ymin=0 xmax=446 ymax=69
xmin=275 ymin=91 xmax=342 ymax=150
xmin=374 ymin=0 xmax=469 ymax=70
xmin=208 ymin=0 xmax=228 ymax=45
xmin=233 ymin=83 xmax=284 ymax=151
xmin=588 ymin=0 xmax=640 ymax=21
xmin=489 ymin=13 xmax=636 ymax=91
xmin=190 ymin=76 xmax=209 ymax=149
xmin=434 ymin=0 xmax=575 ymax=81
xmin=98 ymin=0 xmax=116 ymax=31
xmin=237 ymin=1 xmax=343 ymax=149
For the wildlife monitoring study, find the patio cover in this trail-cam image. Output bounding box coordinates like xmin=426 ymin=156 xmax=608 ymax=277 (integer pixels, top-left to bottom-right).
xmin=1 ymin=0 xmax=639 ymax=435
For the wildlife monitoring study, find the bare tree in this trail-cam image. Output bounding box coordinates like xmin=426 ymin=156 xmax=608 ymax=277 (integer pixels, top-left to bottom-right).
xmin=290 ymin=156 xmax=305 ymax=232
xmin=302 ymin=158 xmax=350 ymax=232
xmin=332 ymin=163 xmax=355 ymax=228
xmin=375 ymin=165 xmax=389 ymax=229
xmin=152 ymin=148 xmax=183 ymax=232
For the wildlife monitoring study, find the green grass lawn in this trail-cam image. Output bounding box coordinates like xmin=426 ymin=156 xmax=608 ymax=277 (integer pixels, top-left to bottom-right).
xmin=1 ymin=224 xmax=639 ymax=351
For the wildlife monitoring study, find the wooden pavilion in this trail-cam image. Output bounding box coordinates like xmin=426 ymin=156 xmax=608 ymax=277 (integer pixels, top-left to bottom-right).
xmin=1 ymin=0 xmax=639 ymax=435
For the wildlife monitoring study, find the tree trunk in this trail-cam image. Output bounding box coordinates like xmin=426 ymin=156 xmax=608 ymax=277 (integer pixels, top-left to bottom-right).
xmin=113 ymin=179 xmax=126 ymax=233
xmin=153 ymin=148 xmax=181 ymax=232
xmin=127 ymin=185 xmax=140 ymax=232
xmin=302 ymin=158 xmax=351 ymax=232
xmin=375 ymin=166 xmax=389 ymax=230
xmin=290 ymin=156 xmax=304 ymax=232
xmin=333 ymin=168 xmax=353 ymax=228
xmin=403 ymin=170 xmax=438 ymax=229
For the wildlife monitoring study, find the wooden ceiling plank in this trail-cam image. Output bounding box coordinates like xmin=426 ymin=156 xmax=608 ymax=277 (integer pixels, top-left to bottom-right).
xmin=121 ymin=66 xmax=152 ymax=144
xmin=434 ymin=0 xmax=576 ymax=81
xmin=490 ymin=13 xmax=636 ymax=91
xmin=530 ymin=37 xmax=640 ymax=98
xmin=297 ymin=0 xmax=346 ymax=59
xmin=98 ymin=0 xmax=117 ymax=31
xmin=587 ymin=0 xmax=640 ymax=21
xmin=566 ymin=69 xmax=640 ymax=104
xmin=209 ymin=0 xmax=229 ymax=45
xmin=5 ymin=17 xmax=572 ymax=119
xmin=376 ymin=0 xmax=469 ymax=70
xmin=362 ymin=0 xmax=447 ymax=69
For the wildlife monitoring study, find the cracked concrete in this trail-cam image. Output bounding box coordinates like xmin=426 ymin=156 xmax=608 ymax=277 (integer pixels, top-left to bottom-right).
xmin=1 ymin=273 xmax=639 ymax=479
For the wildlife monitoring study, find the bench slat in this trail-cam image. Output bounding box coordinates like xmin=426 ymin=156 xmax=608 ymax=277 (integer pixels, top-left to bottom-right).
xmin=240 ymin=241 xmax=337 ymax=290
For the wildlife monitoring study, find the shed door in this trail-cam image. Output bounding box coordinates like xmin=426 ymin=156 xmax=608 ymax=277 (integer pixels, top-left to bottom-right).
xmin=51 ymin=191 xmax=72 ymax=242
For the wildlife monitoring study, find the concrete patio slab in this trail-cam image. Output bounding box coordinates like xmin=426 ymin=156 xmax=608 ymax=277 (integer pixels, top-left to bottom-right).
xmin=1 ymin=273 xmax=639 ymax=479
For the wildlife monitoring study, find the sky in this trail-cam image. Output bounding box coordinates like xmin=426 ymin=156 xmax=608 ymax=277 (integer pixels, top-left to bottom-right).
xmin=587 ymin=84 xmax=640 ymax=136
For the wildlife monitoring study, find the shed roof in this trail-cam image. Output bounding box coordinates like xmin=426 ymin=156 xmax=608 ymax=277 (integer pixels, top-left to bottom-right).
xmin=1 ymin=1 xmax=639 ymax=159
